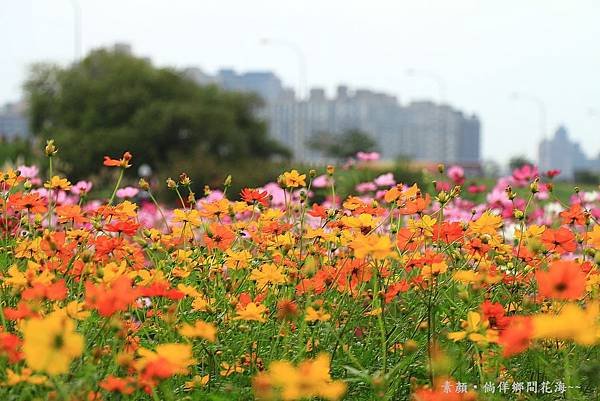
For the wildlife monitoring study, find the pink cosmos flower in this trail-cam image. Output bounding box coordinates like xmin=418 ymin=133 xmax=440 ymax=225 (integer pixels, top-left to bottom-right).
xmin=312 ymin=175 xmax=332 ymax=188
xmin=447 ymin=166 xmax=465 ymax=185
xmin=71 ymin=181 xmax=93 ymax=196
xmin=512 ymin=164 xmax=539 ymax=187
xmin=356 ymin=182 xmax=377 ymax=193
xmin=356 ymin=151 xmax=380 ymax=162
xmin=116 ymin=186 xmax=139 ymax=199
xmin=374 ymin=173 xmax=395 ymax=187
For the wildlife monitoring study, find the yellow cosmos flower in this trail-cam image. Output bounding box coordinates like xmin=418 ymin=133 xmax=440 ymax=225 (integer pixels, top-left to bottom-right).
xmin=184 ymin=374 xmax=209 ymax=391
xmin=179 ymin=320 xmax=217 ymax=342
xmin=349 ymin=234 xmax=394 ymax=260
xmin=421 ymin=261 xmax=448 ymax=279
xmin=234 ymin=302 xmax=268 ymax=323
xmin=225 ymin=249 xmax=253 ymax=270
xmin=408 ymin=215 xmax=438 ymax=238
xmin=53 ymin=301 xmax=91 ymax=320
xmin=172 ymin=209 xmax=202 ymax=227
xmin=305 ymin=306 xmax=331 ymax=322
xmin=135 ymin=343 xmax=196 ymax=376
xmin=470 ymin=211 xmax=502 ymax=235
xmin=588 ymin=225 xmax=600 ymax=249
xmin=22 ymin=313 xmax=84 ymax=375
xmin=191 ymin=296 xmax=213 ymax=312
xmin=250 ymin=263 xmax=286 ymax=287
xmin=281 ymin=170 xmax=306 ymax=188
xmin=341 ymin=213 xmax=379 ymax=233
xmin=253 ymin=353 xmax=346 ymax=401
xmin=3 ymin=368 xmax=47 ymax=386
xmin=532 ymin=302 xmax=600 ymax=345
xmin=448 ymin=311 xmax=498 ymax=346
xmin=44 ymin=176 xmax=72 ymax=191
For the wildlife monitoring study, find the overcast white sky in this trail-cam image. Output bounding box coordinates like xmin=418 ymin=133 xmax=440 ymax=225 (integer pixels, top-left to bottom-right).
xmin=1 ymin=0 xmax=599 ymax=164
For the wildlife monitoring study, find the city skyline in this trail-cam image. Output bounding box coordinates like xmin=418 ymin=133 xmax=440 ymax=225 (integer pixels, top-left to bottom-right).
xmin=1 ymin=1 xmax=600 ymax=164
xmin=184 ymin=65 xmax=480 ymax=165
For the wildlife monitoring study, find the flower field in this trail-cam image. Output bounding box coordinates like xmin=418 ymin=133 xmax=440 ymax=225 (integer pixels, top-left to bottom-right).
xmin=0 ymin=142 xmax=599 ymax=401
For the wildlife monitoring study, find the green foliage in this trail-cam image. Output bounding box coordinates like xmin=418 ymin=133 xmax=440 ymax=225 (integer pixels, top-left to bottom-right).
xmin=0 ymin=138 xmax=37 ymax=167
xmin=25 ymin=48 xmax=290 ymax=181
xmin=508 ymin=155 xmax=533 ymax=171
xmin=307 ymin=129 xmax=378 ymax=160
xmin=574 ymin=170 xmax=599 ymax=185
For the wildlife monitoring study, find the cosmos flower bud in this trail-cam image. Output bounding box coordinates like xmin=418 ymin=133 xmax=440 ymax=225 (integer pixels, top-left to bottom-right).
xmin=179 ymin=173 xmax=191 ymax=186
xmin=138 ymin=178 xmax=150 ymax=191
xmin=45 ymin=139 xmax=58 ymax=156
xmin=166 ymin=178 xmax=177 ymax=189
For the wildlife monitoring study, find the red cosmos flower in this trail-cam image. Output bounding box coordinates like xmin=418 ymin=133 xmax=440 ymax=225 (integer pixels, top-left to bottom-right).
xmin=559 ymin=203 xmax=587 ymax=226
xmin=3 ymin=301 xmax=38 ymax=320
xmin=536 ymin=260 xmax=586 ymax=300
xmin=545 ymin=169 xmax=561 ymax=179
xmin=100 ymin=375 xmax=136 ymax=395
xmin=85 ymin=276 xmax=140 ymax=317
xmin=22 ymin=280 xmax=68 ymax=301
xmin=203 ymin=223 xmax=235 ymax=251
xmin=397 ymin=228 xmax=422 ymax=251
xmin=308 ymin=203 xmax=327 ymax=219
xmin=103 ymin=151 xmax=133 ymax=168
xmin=336 ymin=259 xmax=372 ymax=292
xmin=7 ymin=192 xmax=47 ymax=214
xmin=541 ymin=227 xmax=577 ymax=254
xmin=105 ymin=220 xmax=140 ymax=236
xmin=480 ymin=300 xmax=509 ymax=330
xmin=0 ymin=332 xmax=23 ymax=363
xmin=241 ymin=188 xmax=270 ymax=207
xmin=139 ymin=282 xmax=184 ymax=300
xmin=433 ymin=221 xmax=464 ymax=243
xmin=384 ymin=281 xmax=410 ymax=303
xmin=498 ymin=316 xmax=534 ymax=357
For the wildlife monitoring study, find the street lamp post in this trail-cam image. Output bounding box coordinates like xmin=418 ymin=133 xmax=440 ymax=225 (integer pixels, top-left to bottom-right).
xmin=260 ymin=38 xmax=308 ymax=161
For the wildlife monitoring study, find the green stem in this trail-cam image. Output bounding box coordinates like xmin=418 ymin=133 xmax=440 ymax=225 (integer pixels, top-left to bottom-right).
xmin=108 ymin=168 xmax=125 ymax=205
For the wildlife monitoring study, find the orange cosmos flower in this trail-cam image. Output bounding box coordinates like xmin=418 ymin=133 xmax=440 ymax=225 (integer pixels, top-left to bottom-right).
xmin=7 ymin=192 xmax=47 ymax=214
xmin=559 ymin=203 xmax=587 ymax=226
xmin=55 ymin=204 xmax=88 ymax=225
xmin=241 ymin=188 xmax=270 ymax=207
xmin=85 ymin=276 xmax=140 ymax=317
xmin=541 ymin=227 xmax=577 ymax=254
xmin=536 ymin=260 xmax=586 ymax=300
xmin=103 ymin=151 xmax=132 ymax=168
xmin=204 ymin=223 xmax=235 ymax=251
xmin=498 ymin=316 xmax=534 ymax=357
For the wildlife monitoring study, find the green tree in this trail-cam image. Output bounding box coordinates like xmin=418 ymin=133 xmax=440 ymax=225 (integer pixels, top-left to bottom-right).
xmin=307 ymin=129 xmax=378 ymax=160
xmin=25 ymin=47 xmax=289 ymax=181
xmin=508 ymin=155 xmax=533 ymax=171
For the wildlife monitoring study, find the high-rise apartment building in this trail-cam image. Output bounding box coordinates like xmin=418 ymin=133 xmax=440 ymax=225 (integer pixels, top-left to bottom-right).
xmin=539 ymin=126 xmax=600 ymax=180
xmin=0 ymin=101 xmax=29 ymax=140
xmin=186 ymin=68 xmax=481 ymax=165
